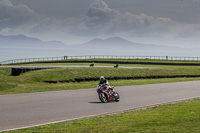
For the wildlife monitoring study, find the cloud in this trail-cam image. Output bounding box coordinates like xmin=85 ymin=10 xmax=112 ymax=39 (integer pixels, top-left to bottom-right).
xmin=87 ymin=0 xmax=119 ymax=25
xmin=0 ymin=0 xmax=37 ymax=29
xmin=71 ymin=0 xmax=200 ymax=39
xmin=0 ymin=0 xmax=199 ymax=46
xmin=0 ymin=0 xmax=64 ymax=37
xmin=71 ymin=0 xmax=172 ymax=36
xmin=0 ymin=0 xmax=51 ymax=37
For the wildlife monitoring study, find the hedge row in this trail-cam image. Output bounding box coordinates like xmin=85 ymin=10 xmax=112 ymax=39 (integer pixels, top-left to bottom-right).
xmin=11 ymin=68 xmax=49 ymax=76
xmin=44 ymin=75 xmax=200 ymax=84
xmin=63 ymin=61 xmax=200 ymax=66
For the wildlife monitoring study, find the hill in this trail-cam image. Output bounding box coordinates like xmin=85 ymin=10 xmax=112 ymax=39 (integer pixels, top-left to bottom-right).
xmin=0 ymin=34 xmax=66 ymax=48
xmin=70 ymin=37 xmax=184 ymax=51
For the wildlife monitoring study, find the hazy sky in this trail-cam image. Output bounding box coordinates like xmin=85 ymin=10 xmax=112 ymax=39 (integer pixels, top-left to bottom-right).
xmin=1 ymin=0 xmax=200 ymax=47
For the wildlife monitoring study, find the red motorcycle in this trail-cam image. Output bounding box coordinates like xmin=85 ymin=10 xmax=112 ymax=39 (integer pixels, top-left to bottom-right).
xmin=97 ymin=84 xmax=120 ymax=103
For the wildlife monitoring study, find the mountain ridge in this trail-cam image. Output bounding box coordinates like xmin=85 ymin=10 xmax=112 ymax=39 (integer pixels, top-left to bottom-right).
xmin=0 ymin=35 xmax=197 ymax=52
xmin=0 ymin=34 xmax=66 ymax=48
xmin=70 ymin=37 xmax=186 ymax=51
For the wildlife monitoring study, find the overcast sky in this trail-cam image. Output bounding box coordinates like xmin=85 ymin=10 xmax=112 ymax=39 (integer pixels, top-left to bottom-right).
xmin=1 ymin=0 xmax=200 ymax=47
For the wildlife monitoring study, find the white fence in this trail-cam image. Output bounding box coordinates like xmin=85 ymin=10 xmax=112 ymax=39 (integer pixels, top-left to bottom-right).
xmin=1 ymin=55 xmax=200 ymax=64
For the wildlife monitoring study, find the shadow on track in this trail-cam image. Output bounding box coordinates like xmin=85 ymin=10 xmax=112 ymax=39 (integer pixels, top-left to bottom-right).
xmin=88 ymin=102 xmax=102 ymax=104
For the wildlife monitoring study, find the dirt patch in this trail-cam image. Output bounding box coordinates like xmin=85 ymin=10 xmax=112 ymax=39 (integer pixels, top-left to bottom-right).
xmin=69 ymin=70 xmax=79 ymax=74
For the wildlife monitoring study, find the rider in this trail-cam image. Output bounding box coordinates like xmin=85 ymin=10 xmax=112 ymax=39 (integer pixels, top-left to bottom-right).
xmin=98 ymin=76 xmax=114 ymax=94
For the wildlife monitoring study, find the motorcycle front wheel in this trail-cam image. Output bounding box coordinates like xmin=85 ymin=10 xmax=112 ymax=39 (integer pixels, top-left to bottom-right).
xmin=99 ymin=93 xmax=108 ymax=103
xmin=114 ymin=92 xmax=120 ymax=102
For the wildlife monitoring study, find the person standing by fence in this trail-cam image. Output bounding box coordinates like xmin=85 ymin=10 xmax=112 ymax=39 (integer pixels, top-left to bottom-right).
xmin=64 ymin=56 xmax=68 ymax=60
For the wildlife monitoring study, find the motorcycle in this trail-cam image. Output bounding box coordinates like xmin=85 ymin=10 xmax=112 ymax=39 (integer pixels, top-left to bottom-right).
xmin=97 ymin=84 xmax=120 ymax=103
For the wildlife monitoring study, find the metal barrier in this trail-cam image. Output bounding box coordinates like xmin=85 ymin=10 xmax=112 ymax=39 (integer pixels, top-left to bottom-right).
xmin=1 ymin=55 xmax=200 ymax=64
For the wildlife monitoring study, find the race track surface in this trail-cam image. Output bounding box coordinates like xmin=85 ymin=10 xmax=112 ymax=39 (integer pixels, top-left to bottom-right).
xmin=0 ymin=81 xmax=200 ymax=131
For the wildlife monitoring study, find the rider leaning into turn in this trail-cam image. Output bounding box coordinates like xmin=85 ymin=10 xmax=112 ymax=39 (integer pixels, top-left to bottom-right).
xmin=99 ymin=76 xmax=114 ymax=94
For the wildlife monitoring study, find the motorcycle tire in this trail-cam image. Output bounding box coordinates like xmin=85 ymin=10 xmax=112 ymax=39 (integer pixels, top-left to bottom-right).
xmin=114 ymin=92 xmax=120 ymax=102
xmin=99 ymin=93 xmax=108 ymax=103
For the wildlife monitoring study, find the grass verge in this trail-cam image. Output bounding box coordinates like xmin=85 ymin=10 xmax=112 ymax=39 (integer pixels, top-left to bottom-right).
xmin=6 ymin=98 xmax=200 ymax=133
xmin=1 ymin=65 xmax=200 ymax=95
xmin=1 ymin=77 xmax=200 ymax=95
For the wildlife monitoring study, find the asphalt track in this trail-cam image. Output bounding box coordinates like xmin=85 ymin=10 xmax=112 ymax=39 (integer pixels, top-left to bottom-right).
xmin=1 ymin=81 xmax=200 ymax=132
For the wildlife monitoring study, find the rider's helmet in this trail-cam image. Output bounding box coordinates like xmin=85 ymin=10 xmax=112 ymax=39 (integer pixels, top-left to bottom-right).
xmin=100 ymin=76 xmax=105 ymax=81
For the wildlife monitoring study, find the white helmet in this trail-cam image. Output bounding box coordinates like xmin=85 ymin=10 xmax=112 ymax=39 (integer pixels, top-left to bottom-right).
xmin=100 ymin=76 xmax=105 ymax=80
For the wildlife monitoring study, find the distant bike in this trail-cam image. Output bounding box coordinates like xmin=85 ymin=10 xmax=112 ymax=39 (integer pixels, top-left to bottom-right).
xmin=114 ymin=64 xmax=119 ymax=68
xmin=90 ymin=62 xmax=94 ymax=67
xmin=97 ymin=84 xmax=120 ymax=103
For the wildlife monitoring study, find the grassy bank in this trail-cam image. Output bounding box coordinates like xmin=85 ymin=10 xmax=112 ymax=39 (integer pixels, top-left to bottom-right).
xmin=1 ymin=64 xmax=200 ymax=94
xmin=10 ymin=66 xmax=200 ymax=82
xmin=1 ymin=77 xmax=200 ymax=95
xmin=7 ymin=98 xmax=200 ymax=133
